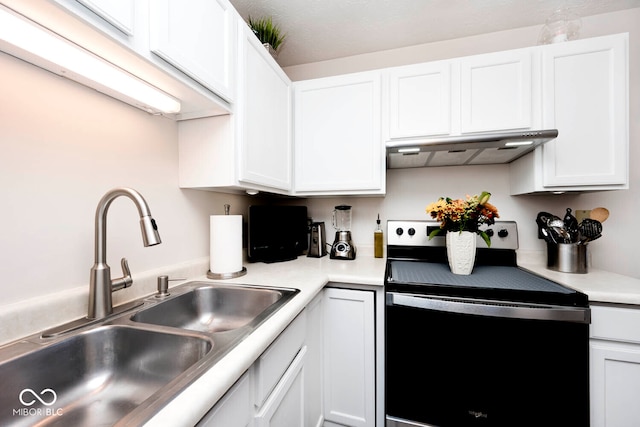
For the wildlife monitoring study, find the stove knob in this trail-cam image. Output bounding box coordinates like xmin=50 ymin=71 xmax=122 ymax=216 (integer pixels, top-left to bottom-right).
xmin=498 ymin=229 xmax=509 ymax=238
xmin=408 ymin=228 xmax=416 ymax=236
xmin=396 ymin=227 xmax=404 ymax=236
xmin=485 ymin=229 xmax=494 ymax=237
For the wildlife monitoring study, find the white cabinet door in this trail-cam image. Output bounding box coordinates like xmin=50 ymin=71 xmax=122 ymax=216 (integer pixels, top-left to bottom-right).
xmin=197 ymin=371 xmax=252 ymax=427
xmin=323 ymin=288 xmax=375 ymax=427
xmin=460 ymin=48 xmax=534 ymax=133
xmin=591 ymin=341 xmax=640 ymax=427
xmin=149 ymin=0 xmax=235 ymax=101
xmin=590 ymin=304 xmax=640 ymax=427
xmin=541 ymin=33 xmax=628 ymax=188
xmin=74 ymin=0 xmax=135 ymax=35
xmin=386 ymin=60 xmax=451 ymax=138
xmin=294 ymin=72 xmax=384 ymax=195
xmin=236 ymin=22 xmax=292 ymax=191
xmin=255 ymin=347 xmax=306 ymax=427
xmin=304 ymin=291 xmax=324 ymax=427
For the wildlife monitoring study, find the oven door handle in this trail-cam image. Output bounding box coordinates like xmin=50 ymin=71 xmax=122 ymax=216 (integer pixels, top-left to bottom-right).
xmin=387 ymin=292 xmax=591 ymax=324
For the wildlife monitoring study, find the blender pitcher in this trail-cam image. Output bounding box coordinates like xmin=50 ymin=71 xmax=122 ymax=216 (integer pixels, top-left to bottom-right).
xmin=330 ymin=205 xmax=356 ymax=260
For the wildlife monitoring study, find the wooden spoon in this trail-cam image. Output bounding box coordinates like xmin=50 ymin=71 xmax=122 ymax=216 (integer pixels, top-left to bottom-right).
xmin=590 ymin=207 xmax=610 ymax=223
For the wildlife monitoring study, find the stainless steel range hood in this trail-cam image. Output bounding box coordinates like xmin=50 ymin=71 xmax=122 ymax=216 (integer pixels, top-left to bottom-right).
xmin=386 ymin=129 xmax=558 ymax=169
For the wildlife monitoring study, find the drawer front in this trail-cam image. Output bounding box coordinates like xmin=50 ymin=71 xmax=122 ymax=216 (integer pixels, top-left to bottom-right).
xmin=591 ymin=305 xmax=640 ymax=344
xmin=254 ymin=310 xmax=306 ymax=407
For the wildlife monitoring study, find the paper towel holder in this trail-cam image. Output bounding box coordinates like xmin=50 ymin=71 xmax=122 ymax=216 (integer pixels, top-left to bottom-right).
xmin=207 ymin=204 xmax=247 ymax=280
xmin=207 ymin=267 xmax=247 ymax=280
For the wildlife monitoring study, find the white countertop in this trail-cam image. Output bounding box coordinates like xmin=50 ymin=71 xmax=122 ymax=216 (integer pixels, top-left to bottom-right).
xmin=517 ymin=250 xmax=640 ymax=306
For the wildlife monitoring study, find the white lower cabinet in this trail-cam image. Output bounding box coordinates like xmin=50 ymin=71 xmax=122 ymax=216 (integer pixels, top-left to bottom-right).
xmin=197 ymin=286 xmax=378 ymax=427
xmin=590 ymin=304 xmax=640 ymax=427
xmin=323 ymin=287 xmax=376 ymax=427
xmin=196 ymin=371 xmax=252 ymax=427
xmin=197 ymin=311 xmax=306 ymax=427
xmin=305 ymin=292 xmax=325 ymax=427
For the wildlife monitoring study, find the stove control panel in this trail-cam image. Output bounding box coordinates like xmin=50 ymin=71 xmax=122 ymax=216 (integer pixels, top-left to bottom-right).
xmin=387 ymin=220 xmax=518 ymax=250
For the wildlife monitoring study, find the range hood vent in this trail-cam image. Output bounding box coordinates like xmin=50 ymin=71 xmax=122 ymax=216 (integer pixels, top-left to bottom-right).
xmin=386 ymin=129 xmax=558 ymax=169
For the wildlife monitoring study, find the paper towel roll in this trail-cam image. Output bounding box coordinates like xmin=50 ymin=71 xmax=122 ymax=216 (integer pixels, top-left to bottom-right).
xmin=210 ymin=215 xmax=243 ymax=275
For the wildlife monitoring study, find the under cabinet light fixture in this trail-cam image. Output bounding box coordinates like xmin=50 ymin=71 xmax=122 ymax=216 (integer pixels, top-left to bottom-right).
xmin=0 ymin=6 xmax=181 ymax=114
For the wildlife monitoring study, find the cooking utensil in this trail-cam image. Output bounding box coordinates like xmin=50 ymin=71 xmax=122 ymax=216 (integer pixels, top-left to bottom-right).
xmin=540 ymin=227 xmax=556 ymax=244
xmin=536 ymin=212 xmax=554 ymax=240
xmin=590 ymin=207 xmax=610 ymax=223
xmin=563 ymin=208 xmax=579 ymax=242
xmin=546 ymin=214 xmax=571 ymax=243
xmin=578 ymin=218 xmax=603 ymax=244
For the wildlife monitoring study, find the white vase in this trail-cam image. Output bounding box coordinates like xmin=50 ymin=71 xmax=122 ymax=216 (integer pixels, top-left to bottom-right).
xmin=446 ymin=231 xmax=477 ymax=275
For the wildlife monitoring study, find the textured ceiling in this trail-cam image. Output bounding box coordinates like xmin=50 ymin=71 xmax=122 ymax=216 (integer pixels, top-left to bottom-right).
xmin=229 ymin=0 xmax=640 ymax=67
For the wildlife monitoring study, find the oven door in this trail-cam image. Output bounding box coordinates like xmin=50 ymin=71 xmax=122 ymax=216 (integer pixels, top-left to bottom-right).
xmin=385 ymin=292 xmax=590 ymax=427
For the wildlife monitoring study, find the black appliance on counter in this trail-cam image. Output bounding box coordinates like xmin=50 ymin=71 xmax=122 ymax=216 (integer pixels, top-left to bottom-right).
xmin=385 ymin=220 xmax=590 ymax=427
xmin=247 ymin=205 xmax=308 ymax=263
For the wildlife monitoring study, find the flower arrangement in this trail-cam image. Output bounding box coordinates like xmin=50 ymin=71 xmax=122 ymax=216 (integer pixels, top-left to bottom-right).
xmin=426 ymin=191 xmax=499 ymax=247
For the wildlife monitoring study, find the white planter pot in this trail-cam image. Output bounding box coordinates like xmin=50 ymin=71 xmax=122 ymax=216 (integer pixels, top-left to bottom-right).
xmin=446 ymin=231 xmax=477 ymax=275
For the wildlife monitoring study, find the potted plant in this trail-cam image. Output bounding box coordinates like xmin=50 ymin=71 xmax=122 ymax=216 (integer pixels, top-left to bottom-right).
xmin=248 ymin=16 xmax=286 ymax=58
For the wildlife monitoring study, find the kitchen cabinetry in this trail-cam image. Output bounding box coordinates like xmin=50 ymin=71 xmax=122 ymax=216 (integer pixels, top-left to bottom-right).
xmin=197 ymin=311 xmax=307 ymax=427
xmin=293 ymin=71 xmax=385 ymax=195
xmin=511 ymin=33 xmax=628 ymax=194
xmin=459 ymin=48 xmax=535 ymax=133
xmin=73 ymin=0 xmax=135 ymax=37
xmin=235 ymin=20 xmax=292 ymax=191
xmin=178 ymin=20 xmax=292 ymax=194
xmin=385 ymin=48 xmax=535 ymax=141
xmin=149 ymin=0 xmax=235 ymax=102
xmin=590 ymin=304 xmax=640 ymax=427
xmin=305 ymin=291 xmax=324 ymax=427
xmin=323 ymin=287 xmax=376 ymax=427
xmin=197 ymin=371 xmax=252 ymax=427
xmin=386 ymin=60 xmax=452 ymax=138
xmin=12 ymin=0 xmax=231 ymax=117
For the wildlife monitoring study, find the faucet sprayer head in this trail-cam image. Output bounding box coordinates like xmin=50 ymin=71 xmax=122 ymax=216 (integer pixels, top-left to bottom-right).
xmin=140 ymin=215 xmax=161 ymax=247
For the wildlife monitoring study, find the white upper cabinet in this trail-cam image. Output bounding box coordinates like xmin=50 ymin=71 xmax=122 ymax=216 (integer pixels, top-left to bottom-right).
xmin=386 ymin=60 xmax=452 ymax=138
xmin=178 ymin=18 xmax=292 ymax=195
xmin=75 ymin=0 xmax=135 ymax=36
xmin=149 ymin=0 xmax=235 ymax=102
xmin=294 ymin=71 xmax=385 ymax=195
xmin=385 ymin=48 xmax=536 ymax=142
xmin=540 ymin=33 xmax=628 ymax=188
xmin=236 ymin=19 xmax=292 ymax=191
xmin=511 ymin=33 xmax=628 ymax=194
xmin=460 ymin=48 xmax=534 ymax=133
xmin=18 ymin=0 xmax=233 ymax=117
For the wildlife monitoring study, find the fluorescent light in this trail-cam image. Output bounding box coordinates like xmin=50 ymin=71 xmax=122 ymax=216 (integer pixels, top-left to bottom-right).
xmin=398 ymin=147 xmax=421 ymax=154
xmin=0 ymin=6 xmax=180 ymax=114
xmin=504 ymin=141 xmax=533 ymax=147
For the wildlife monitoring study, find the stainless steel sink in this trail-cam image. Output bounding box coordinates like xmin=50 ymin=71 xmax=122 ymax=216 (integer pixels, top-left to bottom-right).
xmin=0 ymin=281 xmax=299 ymax=426
xmin=0 ymin=325 xmax=211 ymax=427
xmin=131 ymin=284 xmax=298 ymax=333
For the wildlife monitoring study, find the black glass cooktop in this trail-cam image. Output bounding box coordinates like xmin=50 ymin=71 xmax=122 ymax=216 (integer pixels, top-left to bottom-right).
xmin=386 ymin=259 xmax=588 ymax=307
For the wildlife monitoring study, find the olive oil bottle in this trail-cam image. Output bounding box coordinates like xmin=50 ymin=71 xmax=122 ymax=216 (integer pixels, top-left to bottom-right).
xmin=374 ymin=214 xmax=383 ymax=258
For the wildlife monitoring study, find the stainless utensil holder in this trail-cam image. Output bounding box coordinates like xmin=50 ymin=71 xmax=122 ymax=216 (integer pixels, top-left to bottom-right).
xmin=546 ymin=242 xmax=588 ymax=274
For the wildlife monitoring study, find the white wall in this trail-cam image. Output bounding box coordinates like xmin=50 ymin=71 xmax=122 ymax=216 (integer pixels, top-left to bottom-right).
xmin=286 ymin=8 xmax=640 ymax=279
xmin=0 ymin=51 xmax=251 ymax=307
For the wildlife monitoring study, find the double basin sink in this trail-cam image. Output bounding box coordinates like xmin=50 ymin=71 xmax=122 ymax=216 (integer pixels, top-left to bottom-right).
xmin=0 ymin=282 xmax=299 ymax=426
